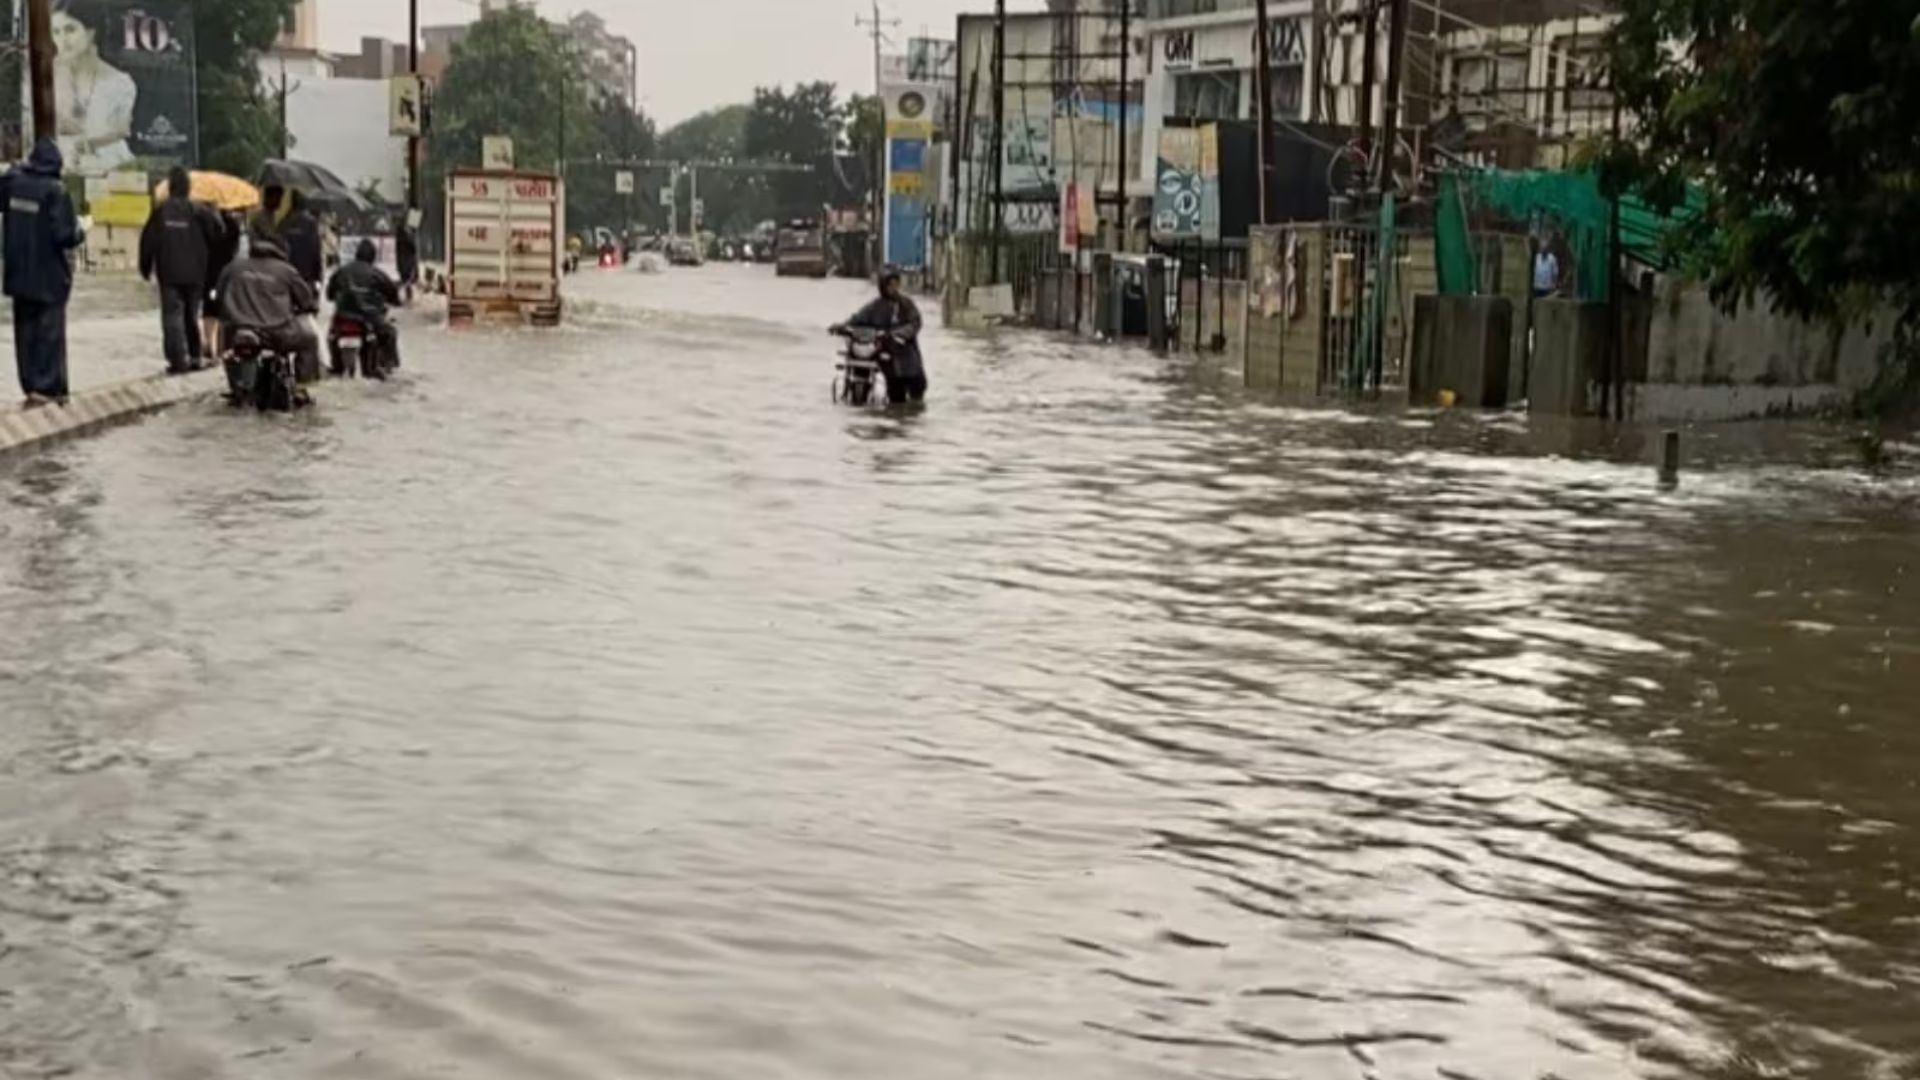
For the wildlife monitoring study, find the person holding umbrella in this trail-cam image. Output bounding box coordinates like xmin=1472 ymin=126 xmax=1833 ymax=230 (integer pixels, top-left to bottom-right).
xmin=139 ymin=167 xmax=228 ymax=374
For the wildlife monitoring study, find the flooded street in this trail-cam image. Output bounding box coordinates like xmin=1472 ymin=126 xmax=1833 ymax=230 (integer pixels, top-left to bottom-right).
xmin=3 ymin=263 xmax=1918 ymax=1079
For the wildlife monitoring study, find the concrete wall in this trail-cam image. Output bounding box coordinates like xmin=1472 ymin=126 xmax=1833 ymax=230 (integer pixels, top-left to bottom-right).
xmin=1178 ymin=277 xmax=1247 ymax=361
xmin=1635 ymin=278 xmax=1896 ymax=419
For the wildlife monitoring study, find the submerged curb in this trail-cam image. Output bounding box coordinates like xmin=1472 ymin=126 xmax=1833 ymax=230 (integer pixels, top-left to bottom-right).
xmin=0 ymin=369 xmax=222 ymax=457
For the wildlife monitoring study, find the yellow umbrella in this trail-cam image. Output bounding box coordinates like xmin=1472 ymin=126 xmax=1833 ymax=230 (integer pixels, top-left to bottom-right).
xmin=152 ymin=171 xmax=261 ymax=212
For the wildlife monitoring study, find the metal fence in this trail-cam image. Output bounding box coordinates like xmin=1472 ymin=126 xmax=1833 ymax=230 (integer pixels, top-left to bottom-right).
xmin=1318 ymin=224 xmax=1416 ymax=394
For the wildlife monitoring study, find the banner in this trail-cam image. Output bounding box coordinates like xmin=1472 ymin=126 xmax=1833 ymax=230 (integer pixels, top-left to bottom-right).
xmin=18 ymin=0 xmax=198 ymax=178
xmin=1152 ymin=128 xmax=1201 ymax=240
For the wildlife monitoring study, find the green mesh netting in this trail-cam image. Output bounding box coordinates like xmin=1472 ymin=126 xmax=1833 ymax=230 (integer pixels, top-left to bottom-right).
xmin=1436 ymin=168 xmax=1704 ymax=302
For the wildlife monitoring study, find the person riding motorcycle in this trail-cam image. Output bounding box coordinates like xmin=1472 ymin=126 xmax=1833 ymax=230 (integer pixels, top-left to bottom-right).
xmin=326 ymin=238 xmax=402 ymax=370
xmin=214 ymin=223 xmax=322 ymax=383
xmin=830 ymin=268 xmax=926 ymax=404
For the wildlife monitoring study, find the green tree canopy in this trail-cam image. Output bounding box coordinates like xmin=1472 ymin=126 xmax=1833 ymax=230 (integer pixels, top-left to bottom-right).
xmin=425 ymin=5 xmax=594 ymax=185
xmin=189 ymin=0 xmax=298 ymax=176
xmin=744 ymin=82 xmax=843 ymax=220
xmin=1606 ymin=0 xmax=1920 ymax=337
xmin=658 ymin=104 xmax=758 ymax=233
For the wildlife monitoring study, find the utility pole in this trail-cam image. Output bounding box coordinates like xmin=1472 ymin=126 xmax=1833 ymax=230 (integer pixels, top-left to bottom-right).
xmin=989 ymin=0 xmax=1006 ymax=279
xmin=1253 ymin=0 xmax=1276 ymax=225
xmin=1116 ymin=0 xmax=1130 ymax=250
xmin=407 ymin=0 xmax=420 ymax=221
xmin=1357 ymin=0 xmax=1378 ymax=167
xmin=276 ymin=59 xmax=294 ymax=160
xmin=1376 ymin=0 xmax=1409 ymax=193
xmin=25 ymin=0 xmax=53 ymax=143
xmin=857 ymin=1 xmax=900 ymax=272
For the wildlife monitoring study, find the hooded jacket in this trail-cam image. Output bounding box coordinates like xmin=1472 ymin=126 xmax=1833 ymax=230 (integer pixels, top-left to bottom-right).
xmin=326 ymin=240 xmax=401 ymax=323
xmin=1 ymin=141 xmax=84 ymax=305
xmin=214 ymin=237 xmax=316 ymax=331
xmin=140 ymin=184 xmax=227 ymax=289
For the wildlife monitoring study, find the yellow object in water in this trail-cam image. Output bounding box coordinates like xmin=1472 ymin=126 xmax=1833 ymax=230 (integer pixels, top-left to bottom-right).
xmin=1438 ymin=389 xmax=1458 ymax=408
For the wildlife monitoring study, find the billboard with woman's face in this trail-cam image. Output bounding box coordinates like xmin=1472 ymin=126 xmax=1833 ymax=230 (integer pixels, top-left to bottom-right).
xmin=18 ymin=0 xmax=197 ymax=177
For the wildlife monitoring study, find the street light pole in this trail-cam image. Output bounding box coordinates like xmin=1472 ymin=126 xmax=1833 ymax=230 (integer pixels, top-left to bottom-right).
xmin=407 ymin=0 xmax=420 ymax=218
xmin=26 ymin=0 xmax=54 ymax=143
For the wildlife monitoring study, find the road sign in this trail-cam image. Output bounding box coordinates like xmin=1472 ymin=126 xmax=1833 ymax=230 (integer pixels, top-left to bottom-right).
xmin=659 ymin=185 xmax=674 ymax=206
xmin=692 ymin=197 xmax=705 ymax=224
xmin=615 ymin=170 xmax=634 ymax=195
xmin=389 ymin=75 xmax=424 ymax=137
xmin=482 ymin=135 xmax=514 ymax=170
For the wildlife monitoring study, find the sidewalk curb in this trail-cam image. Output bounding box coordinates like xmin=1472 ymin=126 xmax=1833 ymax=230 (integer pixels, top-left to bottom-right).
xmin=0 ymin=370 xmax=222 ymax=458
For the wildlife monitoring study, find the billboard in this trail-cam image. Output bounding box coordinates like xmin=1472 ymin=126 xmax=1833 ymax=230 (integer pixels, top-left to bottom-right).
xmin=16 ymin=0 xmax=197 ymax=178
xmin=883 ymin=115 xmax=932 ymax=270
xmin=1152 ymin=124 xmax=1220 ymax=242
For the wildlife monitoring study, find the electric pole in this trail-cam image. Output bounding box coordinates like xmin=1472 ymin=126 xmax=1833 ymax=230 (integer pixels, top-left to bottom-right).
xmin=407 ymin=0 xmax=419 ymax=220
xmin=856 ymin=0 xmax=899 ymax=270
xmin=1116 ymin=0 xmax=1132 ymax=250
xmin=1376 ymin=0 xmax=1409 ymax=193
xmin=26 ymin=0 xmax=53 ymax=143
xmin=1253 ymin=0 xmax=1276 ymax=225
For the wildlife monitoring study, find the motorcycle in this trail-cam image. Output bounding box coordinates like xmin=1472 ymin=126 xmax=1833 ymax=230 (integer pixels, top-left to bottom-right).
xmin=328 ymin=314 xmax=395 ymax=380
xmin=223 ymin=329 xmax=308 ymax=413
xmin=830 ymin=326 xmax=894 ymax=406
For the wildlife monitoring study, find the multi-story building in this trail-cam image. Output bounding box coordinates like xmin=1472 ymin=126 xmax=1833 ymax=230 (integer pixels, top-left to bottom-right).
xmin=1133 ymin=0 xmax=1618 ymax=185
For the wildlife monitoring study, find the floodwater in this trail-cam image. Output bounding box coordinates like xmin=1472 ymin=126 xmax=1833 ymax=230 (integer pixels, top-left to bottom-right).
xmin=3 ymin=264 xmax=1917 ymax=1080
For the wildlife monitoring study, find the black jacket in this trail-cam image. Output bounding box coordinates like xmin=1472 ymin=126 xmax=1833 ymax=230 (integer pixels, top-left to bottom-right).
xmin=0 ymin=141 xmax=84 ymax=305
xmin=326 ymin=259 xmax=401 ymax=323
xmin=845 ymin=294 xmax=925 ymax=379
xmin=140 ymin=195 xmax=227 ymax=289
xmin=281 ymin=208 xmax=324 ymax=285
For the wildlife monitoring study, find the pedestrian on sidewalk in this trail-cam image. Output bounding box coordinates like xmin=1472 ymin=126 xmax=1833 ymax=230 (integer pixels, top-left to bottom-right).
xmin=0 ymin=140 xmax=85 ymax=407
xmin=203 ymin=209 xmax=244 ymax=359
xmin=282 ymin=190 xmax=325 ymax=291
xmin=139 ymin=167 xmax=228 ymax=374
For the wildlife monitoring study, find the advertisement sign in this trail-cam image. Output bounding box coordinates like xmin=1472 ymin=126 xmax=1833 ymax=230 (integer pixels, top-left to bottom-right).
xmin=1152 ymin=126 xmax=1221 ymax=242
xmin=1153 ymin=127 xmax=1202 ymax=239
xmin=884 ymin=117 xmax=930 ymax=270
xmin=17 ymin=0 xmax=198 ymax=178
xmin=389 ymin=74 xmax=424 ymax=137
xmin=482 ymin=135 xmax=514 ymax=170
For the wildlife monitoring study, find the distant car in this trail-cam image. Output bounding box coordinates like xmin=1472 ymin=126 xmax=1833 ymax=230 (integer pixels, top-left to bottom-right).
xmin=666 ymin=238 xmax=704 ymax=266
xmin=775 ymin=225 xmax=829 ymax=278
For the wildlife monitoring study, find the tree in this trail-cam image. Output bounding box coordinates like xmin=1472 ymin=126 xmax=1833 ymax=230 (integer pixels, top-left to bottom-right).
xmin=1605 ymin=0 xmax=1920 ymax=368
xmin=425 ymin=5 xmax=595 ymax=193
xmin=844 ymin=92 xmax=885 ymax=212
xmin=569 ymin=96 xmax=658 ymax=233
xmin=659 ymin=104 xmax=757 ymax=233
xmin=189 ymin=0 xmax=300 ymax=176
xmin=744 ymin=82 xmax=843 ymax=220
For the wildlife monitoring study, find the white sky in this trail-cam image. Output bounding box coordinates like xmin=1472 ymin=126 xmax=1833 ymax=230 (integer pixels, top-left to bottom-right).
xmin=319 ymin=0 xmax=986 ymax=126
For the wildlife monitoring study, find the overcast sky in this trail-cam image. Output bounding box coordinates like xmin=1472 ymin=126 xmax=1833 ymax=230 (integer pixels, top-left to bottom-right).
xmin=321 ymin=0 xmax=981 ymax=127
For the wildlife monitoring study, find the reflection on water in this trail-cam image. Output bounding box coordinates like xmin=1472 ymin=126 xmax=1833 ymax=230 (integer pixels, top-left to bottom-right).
xmin=2 ymin=266 xmax=1916 ymax=1080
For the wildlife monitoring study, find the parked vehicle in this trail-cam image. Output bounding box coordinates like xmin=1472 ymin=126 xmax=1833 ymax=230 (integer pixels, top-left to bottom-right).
xmin=776 ymin=222 xmax=830 ymax=278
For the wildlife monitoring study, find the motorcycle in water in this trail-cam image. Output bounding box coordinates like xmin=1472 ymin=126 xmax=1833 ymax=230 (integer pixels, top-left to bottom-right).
xmin=328 ymin=314 xmax=395 ymax=380
xmin=831 ymin=325 xmax=894 ymax=406
xmin=223 ymin=330 xmax=308 ymax=413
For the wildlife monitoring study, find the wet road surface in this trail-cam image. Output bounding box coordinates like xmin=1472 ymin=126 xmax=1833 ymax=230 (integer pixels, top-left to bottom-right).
xmin=2 ymin=264 xmax=1918 ymax=1079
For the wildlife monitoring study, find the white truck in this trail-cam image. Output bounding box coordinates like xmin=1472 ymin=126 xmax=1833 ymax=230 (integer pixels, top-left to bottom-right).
xmin=445 ymin=169 xmax=565 ymax=326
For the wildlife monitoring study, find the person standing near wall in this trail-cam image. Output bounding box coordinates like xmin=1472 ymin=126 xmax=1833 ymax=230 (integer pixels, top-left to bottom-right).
xmin=139 ymin=167 xmax=227 ymax=374
xmin=0 ymin=140 xmax=85 ymax=406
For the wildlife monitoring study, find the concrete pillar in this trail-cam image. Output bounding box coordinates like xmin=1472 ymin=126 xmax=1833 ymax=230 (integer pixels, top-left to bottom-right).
xmin=1093 ymin=252 xmax=1114 ymax=339
xmin=1146 ymin=255 xmax=1168 ymax=355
